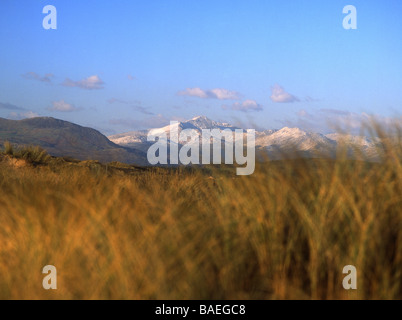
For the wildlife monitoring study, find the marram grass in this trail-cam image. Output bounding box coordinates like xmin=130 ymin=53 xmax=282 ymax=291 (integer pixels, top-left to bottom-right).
xmin=0 ymin=122 xmax=401 ymax=300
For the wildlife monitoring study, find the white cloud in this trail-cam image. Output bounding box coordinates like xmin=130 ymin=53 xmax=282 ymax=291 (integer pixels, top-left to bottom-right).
xmin=9 ymin=111 xmax=39 ymax=120
xmin=222 ymin=99 xmax=263 ymax=112
xmin=210 ymin=88 xmax=241 ymax=100
xmin=270 ymin=84 xmax=299 ymax=103
xmin=178 ymin=88 xmax=209 ymax=99
xmin=62 ymin=75 xmax=104 ymax=90
xmin=178 ymin=87 xmax=241 ymax=100
xmin=49 ymin=100 xmax=78 ymax=112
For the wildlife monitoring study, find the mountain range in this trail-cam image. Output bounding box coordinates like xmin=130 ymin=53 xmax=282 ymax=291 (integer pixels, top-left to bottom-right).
xmin=0 ymin=115 xmax=378 ymax=165
xmin=109 ymin=116 xmax=378 ymax=160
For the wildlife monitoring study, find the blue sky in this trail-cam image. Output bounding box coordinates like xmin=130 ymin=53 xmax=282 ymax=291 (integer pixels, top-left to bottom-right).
xmin=0 ymin=0 xmax=401 ymax=134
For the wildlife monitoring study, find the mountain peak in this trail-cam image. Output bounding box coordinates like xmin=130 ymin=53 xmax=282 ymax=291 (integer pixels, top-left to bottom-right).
xmin=186 ymin=115 xmax=214 ymax=126
xmin=185 ymin=116 xmax=238 ymax=130
xmin=190 ymin=115 xmax=209 ymax=121
xmin=277 ymin=127 xmax=306 ymax=136
xmin=280 ymin=127 xmax=303 ymax=132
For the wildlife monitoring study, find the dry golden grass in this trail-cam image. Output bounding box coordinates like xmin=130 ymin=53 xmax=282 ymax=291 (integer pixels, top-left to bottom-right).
xmin=0 ymin=122 xmax=401 ymax=300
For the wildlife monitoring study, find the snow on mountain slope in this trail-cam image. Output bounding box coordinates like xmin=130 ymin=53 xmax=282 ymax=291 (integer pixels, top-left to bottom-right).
xmin=109 ymin=116 xmax=377 ymax=159
xmin=325 ymin=133 xmax=379 ymax=160
xmin=256 ymin=127 xmax=335 ymax=151
xmin=152 ymin=116 xmax=239 ymax=135
xmin=325 ymin=133 xmax=374 ymax=148
xmin=108 ymin=116 xmax=240 ymax=148
xmin=108 ymin=130 xmax=148 ymax=146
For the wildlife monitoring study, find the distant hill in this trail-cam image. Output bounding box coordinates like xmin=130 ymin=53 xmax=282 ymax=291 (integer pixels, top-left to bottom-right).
xmin=0 ymin=117 xmax=147 ymax=165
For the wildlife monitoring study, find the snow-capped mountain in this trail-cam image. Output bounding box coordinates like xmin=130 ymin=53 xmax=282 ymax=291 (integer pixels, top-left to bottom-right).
xmin=256 ymin=127 xmax=335 ymax=151
xmin=109 ymin=116 xmax=241 ymax=151
xmin=107 ymin=129 xmax=149 ymax=147
xmin=325 ymin=133 xmax=379 ymax=159
xmin=183 ymin=115 xmax=238 ymax=131
xmin=108 ymin=116 xmax=376 ymax=159
xmin=146 ymin=116 xmax=240 ymax=137
xmin=325 ymin=133 xmax=374 ymax=148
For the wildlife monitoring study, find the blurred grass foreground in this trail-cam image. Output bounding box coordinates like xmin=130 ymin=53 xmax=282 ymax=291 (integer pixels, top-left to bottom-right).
xmin=0 ymin=121 xmax=401 ymax=300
